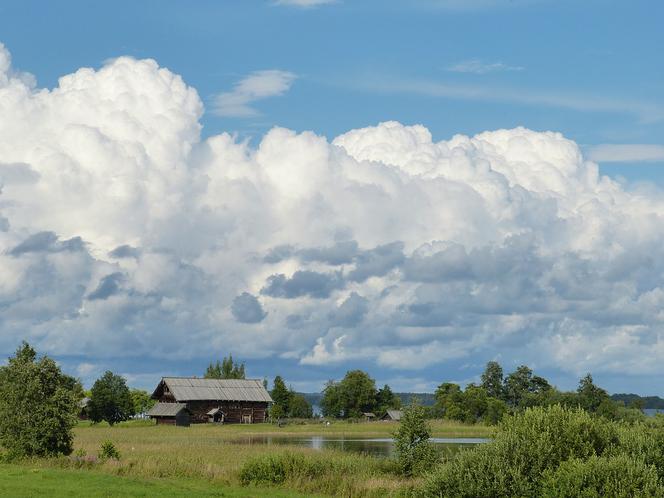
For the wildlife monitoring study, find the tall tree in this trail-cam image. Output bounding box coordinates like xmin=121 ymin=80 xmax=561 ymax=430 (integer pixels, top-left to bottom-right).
xmin=205 ymin=355 xmax=245 ymax=379
xmin=270 ymin=375 xmax=291 ymax=418
xmin=288 ymin=393 xmax=313 ymax=418
xmin=0 ymin=342 xmax=79 ymax=458
xmin=481 ymin=361 xmax=505 ymax=400
xmin=321 ymin=380 xmax=343 ymax=418
xmin=89 ymin=371 xmax=133 ymax=426
xmin=339 ymin=370 xmax=377 ymax=418
xmin=577 ymin=374 xmax=609 ymax=413
xmin=393 ymin=400 xmax=437 ymax=476
xmin=376 ymin=384 xmax=401 ymax=413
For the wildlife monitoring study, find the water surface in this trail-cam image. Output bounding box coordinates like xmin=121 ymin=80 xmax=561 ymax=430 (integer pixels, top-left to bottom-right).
xmin=229 ymin=435 xmax=489 ymax=458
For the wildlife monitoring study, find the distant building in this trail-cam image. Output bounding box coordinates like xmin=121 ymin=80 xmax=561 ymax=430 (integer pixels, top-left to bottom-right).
xmin=363 ymin=412 xmax=376 ymax=421
xmin=148 ymin=377 xmax=272 ymax=425
xmin=381 ymin=410 xmax=403 ymax=421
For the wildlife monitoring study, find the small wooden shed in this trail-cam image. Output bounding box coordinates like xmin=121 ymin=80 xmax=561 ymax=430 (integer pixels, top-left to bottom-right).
xmin=363 ymin=412 xmax=376 ymax=421
xmin=381 ymin=410 xmax=403 ymax=421
xmin=147 ymin=402 xmax=191 ymax=426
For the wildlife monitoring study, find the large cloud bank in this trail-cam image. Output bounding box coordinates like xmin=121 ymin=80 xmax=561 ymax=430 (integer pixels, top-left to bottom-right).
xmin=1 ymin=43 xmax=663 ymax=380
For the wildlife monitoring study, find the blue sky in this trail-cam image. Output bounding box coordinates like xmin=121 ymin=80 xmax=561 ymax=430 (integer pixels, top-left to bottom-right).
xmin=0 ymin=0 xmax=663 ymax=395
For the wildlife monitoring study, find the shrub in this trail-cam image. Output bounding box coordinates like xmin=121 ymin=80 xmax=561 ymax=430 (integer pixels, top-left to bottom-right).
xmin=540 ymin=454 xmax=664 ymax=497
xmin=239 ymin=453 xmax=326 ymax=485
xmin=393 ymin=402 xmax=439 ymax=476
xmin=420 ymin=405 xmax=619 ymax=497
xmin=607 ymin=424 xmax=664 ymax=479
xmin=99 ymin=440 xmax=121 ymax=461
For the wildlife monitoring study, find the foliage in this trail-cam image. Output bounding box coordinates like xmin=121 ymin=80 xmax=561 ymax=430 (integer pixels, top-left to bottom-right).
xmin=393 ymin=401 xmax=438 ymax=476
xmin=204 ymin=355 xmax=245 ymax=379
xmin=0 ymin=342 xmax=79 ymax=458
xmin=434 ymin=382 xmax=507 ymax=424
xmin=421 ymin=405 xmax=620 ymax=497
xmin=98 ymin=440 xmax=121 ymax=460
xmin=129 ymin=389 xmax=155 ymax=416
xmin=576 ymin=373 xmax=609 ymax=413
xmin=88 ymin=371 xmax=133 ymax=426
xmin=288 ymin=394 xmax=313 ymax=419
xmin=539 ymin=455 xmax=664 ymax=498
xmin=270 ymin=376 xmax=291 ymax=418
xmin=320 ymin=370 xmax=383 ymax=419
xmin=376 ymin=384 xmax=401 ymax=413
xmin=238 ymin=450 xmax=398 ymax=496
xmin=503 ymin=364 xmax=551 ymax=407
xmin=480 ymin=360 xmax=504 ymax=400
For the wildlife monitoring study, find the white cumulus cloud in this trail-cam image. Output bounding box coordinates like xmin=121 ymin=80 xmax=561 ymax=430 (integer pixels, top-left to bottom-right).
xmin=2 ymin=42 xmax=664 ymax=387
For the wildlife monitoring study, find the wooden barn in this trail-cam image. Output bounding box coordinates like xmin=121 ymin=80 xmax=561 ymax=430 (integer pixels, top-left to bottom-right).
xmin=148 ymin=377 xmax=272 ymax=424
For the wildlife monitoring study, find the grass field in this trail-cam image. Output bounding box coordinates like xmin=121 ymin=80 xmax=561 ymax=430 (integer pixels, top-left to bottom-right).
xmin=9 ymin=420 xmax=491 ymax=497
xmin=0 ymin=464 xmax=314 ymax=497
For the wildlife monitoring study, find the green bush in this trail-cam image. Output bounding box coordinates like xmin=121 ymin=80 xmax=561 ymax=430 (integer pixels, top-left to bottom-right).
xmin=607 ymin=424 xmax=664 ymax=479
xmin=239 ymin=453 xmax=326 ymax=485
xmin=540 ymin=454 xmax=663 ymax=497
xmin=393 ymin=403 xmax=439 ymax=476
xmin=420 ymin=405 xmax=619 ymax=497
xmin=99 ymin=440 xmax=121 ymax=461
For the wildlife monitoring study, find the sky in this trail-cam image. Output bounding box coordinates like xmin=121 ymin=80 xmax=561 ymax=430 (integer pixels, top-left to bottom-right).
xmin=0 ymin=0 xmax=663 ymax=395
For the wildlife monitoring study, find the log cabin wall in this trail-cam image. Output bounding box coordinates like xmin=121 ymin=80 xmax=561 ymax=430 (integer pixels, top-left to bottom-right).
xmin=186 ymin=400 xmax=268 ymax=423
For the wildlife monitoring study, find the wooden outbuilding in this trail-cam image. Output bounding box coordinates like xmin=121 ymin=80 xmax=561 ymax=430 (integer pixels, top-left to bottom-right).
xmin=381 ymin=410 xmax=403 ymax=421
xmin=150 ymin=377 xmax=272 ymax=424
xmin=147 ymin=402 xmax=191 ymax=426
xmin=363 ymin=412 xmax=376 ymax=421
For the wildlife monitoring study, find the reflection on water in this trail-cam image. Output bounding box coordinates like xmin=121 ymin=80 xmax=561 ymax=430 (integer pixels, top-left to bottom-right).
xmin=229 ymin=435 xmax=490 ymax=458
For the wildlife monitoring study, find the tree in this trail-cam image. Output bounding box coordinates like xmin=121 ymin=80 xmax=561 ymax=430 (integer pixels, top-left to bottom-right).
xmin=321 ymin=381 xmax=343 ymax=418
xmin=480 ymin=361 xmax=504 ymax=400
xmin=393 ymin=400 xmax=438 ymax=476
xmin=270 ymin=375 xmax=291 ymax=419
xmin=130 ymin=389 xmax=155 ymax=416
xmin=0 ymin=342 xmax=79 ymax=458
xmin=434 ymin=382 xmax=468 ymax=422
xmin=376 ymin=384 xmax=401 ymax=413
xmin=205 ymin=355 xmax=245 ymax=379
xmin=288 ymin=393 xmax=313 ymax=418
xmin=88 ymin=371 xmax=133 ymax=425
xmin=577 ymin=373 xmax=609 ymax=413
xmin=338 ymin=370 xmax=377 ymax=418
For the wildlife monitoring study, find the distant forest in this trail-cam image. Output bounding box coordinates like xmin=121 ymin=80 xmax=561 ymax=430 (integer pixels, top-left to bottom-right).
xmin=303 ymin=392 xmax=664 ymax=410
xmin=611 ymin=393 xmax=664 ymax=409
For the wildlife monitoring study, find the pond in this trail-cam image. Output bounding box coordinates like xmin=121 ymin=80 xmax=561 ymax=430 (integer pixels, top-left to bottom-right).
xmin=229 ymin=435 xmax=490 ymax=458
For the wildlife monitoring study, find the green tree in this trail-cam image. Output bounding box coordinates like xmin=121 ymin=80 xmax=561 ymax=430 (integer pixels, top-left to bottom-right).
xmin=320 ymin=380 xmax=343 ymax=418
xmin=270 ymin=375 xmax=292 ymax=418
xmin=577 ymin=374 xmax=610 ymax=413
xmin=130 ymin=389 xmax=155 ymax=416
xmin=288 ymin=393 xmax=313 ymax=418
xmin=376 ymin=384 xmax=401 ymax=413
xmin=88 ymin=371 xmax=133 ymax=426
xmin=338 ymin=370 xmax=377 ymax=418
xmin=0 ymin=342 xmax=79 ymax=458
xmin=393 ymin=400 xmax=438 ymax=476
xmin=205 ymin=355 xmax=245 ymax=379
xmin=481 ymin=361 xmax=505 ymax=400
xmin=434 ymin=382 xmax=468 ymax=422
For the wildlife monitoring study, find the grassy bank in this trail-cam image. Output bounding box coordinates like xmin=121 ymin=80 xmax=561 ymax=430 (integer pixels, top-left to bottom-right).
xmin=3 ymin=420 xmax=488 ymax=497
xmin=0 ymin=464 xmax=313 ymax=497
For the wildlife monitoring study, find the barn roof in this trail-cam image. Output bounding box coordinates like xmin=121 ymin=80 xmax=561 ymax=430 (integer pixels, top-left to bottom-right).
xmin=382 ymin=410 xmax=403 ymax=421
xmin=147 ymin=402 xmax=188 ymax=417
xmin=153 ymin=377 xmax=273 ymax=403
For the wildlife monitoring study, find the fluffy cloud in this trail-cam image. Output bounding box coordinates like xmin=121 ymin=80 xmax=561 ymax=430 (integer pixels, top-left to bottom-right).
xmin=212 ymin=70 xmax=296 ymax=117
xmin=3 ymin=42 xmax=664 ymax=387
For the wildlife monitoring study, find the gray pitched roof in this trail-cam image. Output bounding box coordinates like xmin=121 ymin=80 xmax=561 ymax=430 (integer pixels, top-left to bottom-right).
xmin=383 ymin=410 xmax=403 ymax=420
xmin=147 ymin=402 xmax=188 ymax=417
xmin=157 ymin=377 xmax=273 ymax=403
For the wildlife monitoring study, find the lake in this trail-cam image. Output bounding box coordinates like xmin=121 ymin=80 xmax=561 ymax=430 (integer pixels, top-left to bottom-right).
xmin=229 ymin=435 xmax=490 ymax=458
